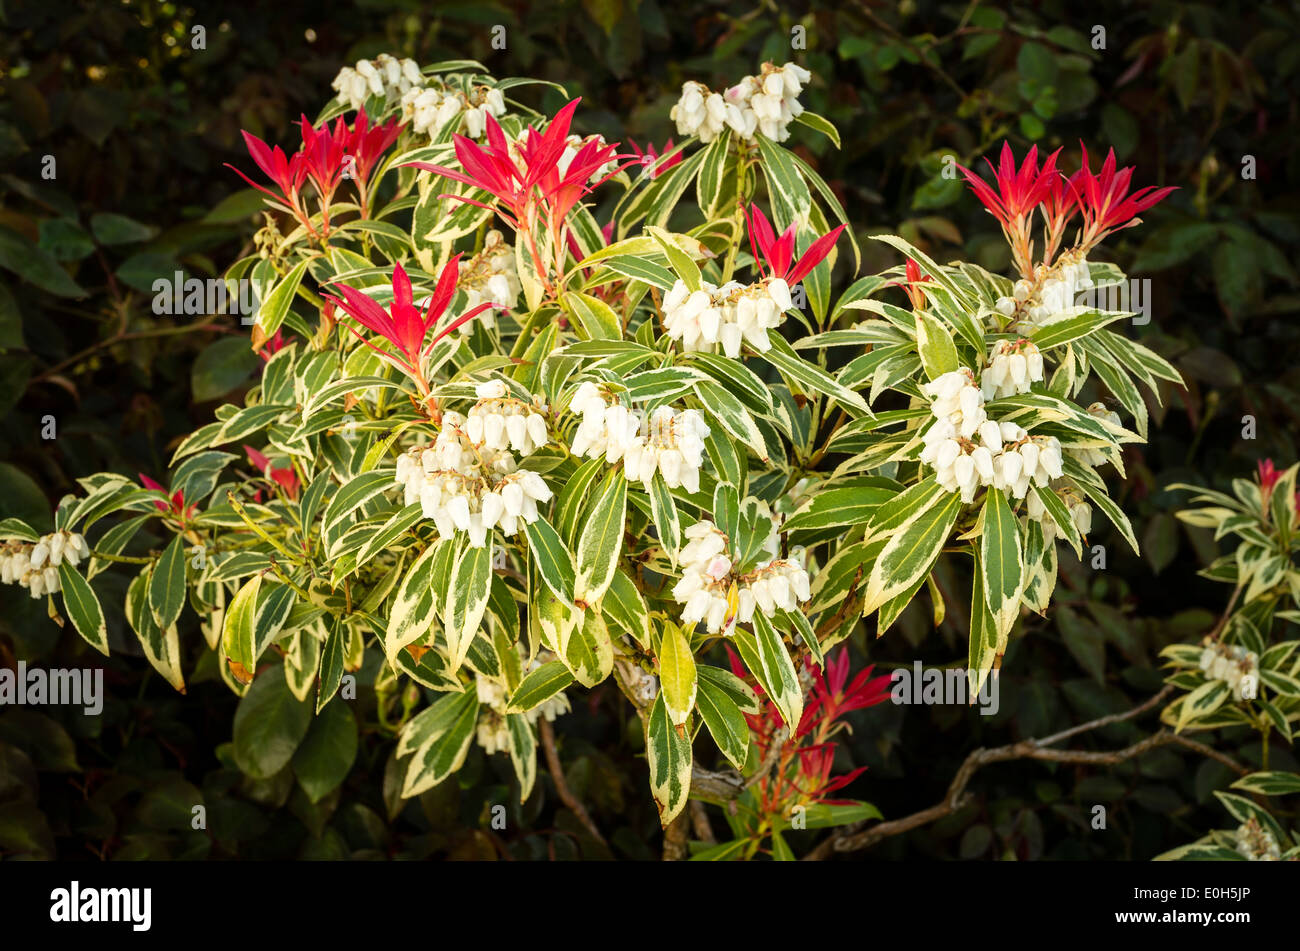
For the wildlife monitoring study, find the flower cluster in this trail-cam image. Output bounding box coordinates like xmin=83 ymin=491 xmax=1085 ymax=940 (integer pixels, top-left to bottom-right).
xmin=1234 ymin=817 xmax=1282 ymax=861
xmin=394 ymin=385 xmax=553 ymax=547
xmin=474 ymin=649 xmax=571 ymax=755
xmin=401 ymin=83 xmax=506 ymax=139
xmin=919 ymin=370 xmax=1063 ymax=503
xmin=671 ymin=521 xmax=811 ymax=635
xmin=662 ymin=278 xmax=791 ymax=357
xmin=449 ymin=230 xmax=520 ymax=335
xmin=981 ymin=339 xmax=1045 ymax=399
xmin=568 ymin=382 xmax=710 ymax=493
xmin=0 ymin=531 xmax=89 ymax=599
xmin=1026 ymin=484 xmax=1092 ymax=541
xmin=994 ymin=253 xmax=1096 ymax=331
xmin=332 ymin=54 xmax=423 ymax=111
xmin=1198 ymin=637 xmax=1259 ymax=702
xmin=671 ymin=62 xmax=811 ymax=144
xmin=1074 ymin=403 xmax=1122 ymax=467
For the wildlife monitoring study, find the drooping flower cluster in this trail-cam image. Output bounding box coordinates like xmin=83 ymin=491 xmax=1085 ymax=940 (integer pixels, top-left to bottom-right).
xmin=671 ymin=521 xmax=811 ymax=635
xmin=474 ymin=649 xmax=571 ymax=755
xmin=394 ymin=383 xmax=552 ymax=547
xmin=331 ymin=54 xmax=423 ymax=111
xmin=1074 ymin=403 xmax=1123 ymax=467
xmin=1234 ymin=817 xmax=1282 ymax=861
xmin=400 ymin=83 xmax=506 ymax=139
xmin=1026 ymin=483 xmax=1092 ymax=542
xmin=994 ymin=253 xmax=1096 ymax=331
xmin=662 ymin=203 xmax=846 ymax=356
xmin=919 ymin=369 xmax=1064 ymax=503
xmin=0 ymin=531 xmax=89 ymax=599
xmin=981 ymin=339 xmax=1045 ymax=399
xmin=568 ymin=382 xmax=710 ymax=493
xmin=449 ymin=230 xmax=520 ymax=335
xmin=662 ymin=278 xmax=791 ymax=356
xmin=1198 ymin=637 xmax=1259 ymax=702
xmin=671 ymin=62 xmax=811 ymax=144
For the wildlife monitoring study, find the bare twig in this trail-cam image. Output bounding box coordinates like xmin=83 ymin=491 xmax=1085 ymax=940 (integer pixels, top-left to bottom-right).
xmin=690 ymin=800 xmax=716 ymax=844
xmin=662 ymin=812 xmax=690 ymax=861
xmin=800 ymin=695 xmax=1250 ymax=860
xmin=538 ymin=717 xmax=606 ymax=847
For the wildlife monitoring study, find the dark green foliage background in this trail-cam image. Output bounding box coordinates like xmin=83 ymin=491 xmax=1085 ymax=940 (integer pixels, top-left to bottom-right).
xmin=0 ymin=0 xmax=1297 ymax=860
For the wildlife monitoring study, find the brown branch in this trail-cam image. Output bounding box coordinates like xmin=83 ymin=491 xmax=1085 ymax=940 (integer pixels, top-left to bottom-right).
xmin=800 ymin=691 xmax=1250 ymax=860
xmin=662 ymin=812 xmax=690 ymax=861
xmin=690 ymin=800 xmax=716 ymax=844
xmin=538 ymin=717 xmax=606 ymax=847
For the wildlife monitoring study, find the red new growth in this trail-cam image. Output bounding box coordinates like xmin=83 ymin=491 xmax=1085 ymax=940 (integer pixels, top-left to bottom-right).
xmin=727 ymin=644 xmax=891 ymax=816
xmin=244 ymin=445 xmax=300 ymax=501
xmin=139 ymin=474 xmax=196 ymax=525
xmin=402 ymin=99 xmax=630 ymax=297
xmin=957 ymin=143 xmax=1062 ymax=279
xmin=629 ymin=138 xmax=682 ymax=179
xmin=1071 ymin=143 xmax=1177 ymax=251
xmin=324 ymin=259 xmax=496 ymax=396
xmin=744 ymin=204 xmax=845 ymax=285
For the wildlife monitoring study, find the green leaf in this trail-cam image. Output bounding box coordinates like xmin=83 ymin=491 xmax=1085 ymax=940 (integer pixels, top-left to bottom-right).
xmin=695 ymin=672 xmax=751 ymax=770
xmin=506 ymin=713 xmax=537 ymax=802
xmin=255 ymin=257 xmax=310 ymax=336
xmin=292 ymin=700 xmax=357 ymax=802
xmin=792 ymin=111 xmax=841 ymax=148
xmin=762 ymin=330 xmax=872 ymax=417
xmin=736 ymin=613 xmax=803 ymax=731
xmin=123 ymin=568 xmax=184 ymax=689
xmin=1028 ymin=308 xmax=1129 ymax=350
xmin=321 ymin=470 xmax=394 ymax=548
xmin=316 ymin=617 xmax=346 ymax=712
xmin=400 ymin=689 xmax=479 ymax=797
xmin=782 ymin=484 xmax=895 ymax=532
xmin=523 ymin=517 xmax=575 ymax=604
xmin=562 ymin=606 xmax=614 ymax=687
xmin=0 ymin=225 xmax=85 ymax=298
xmin=222 ymin=574 xmax=262 ymax=676
xmin=507 ymin=661 xmax=574 ymax=713
xmin=384 ymin=542 xmax=445 ymax=660
xmin=980 ymin=488 xmax=1023 ymax=647
xmin=562 ymin=290 xmax=622 ymax=340
xmin=1230 ymin=771 xmax=1300 ymax=797
xmin=647 ymin=226 xmax=701 ymax=292
xmin=232 ymin=665 xmax=313 ymax=779
xmin=148 ymin=534 xmax=187 ymax=631
xmin=56 ymin=562 xmax=108 ymax=655
xmin=1175 ymin=679 xmax=1230 ymax=733
xmin=444 ymin=543 xmax=493 ymax=673
xmin=574 ymin=468 xmax=627 ymax=606
xmin=915 ymin=310 xmax=959 ymax=380
xmin=658 ymin=621 xmax=697 ymax=726
xmin=89 ymin=212 xmax=158 ymax=245
xmin=648 ymin=472 xmax=682 ymax=563
xmin=192 ymin=337 xmax=260 ymax=402
xmin=646 ymin=693 xmax=692 ymax=826
xmin=602 ymin=569 xmax=651 ymax=647
xmin=861 ymin=488 xmax=962 ymax=616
